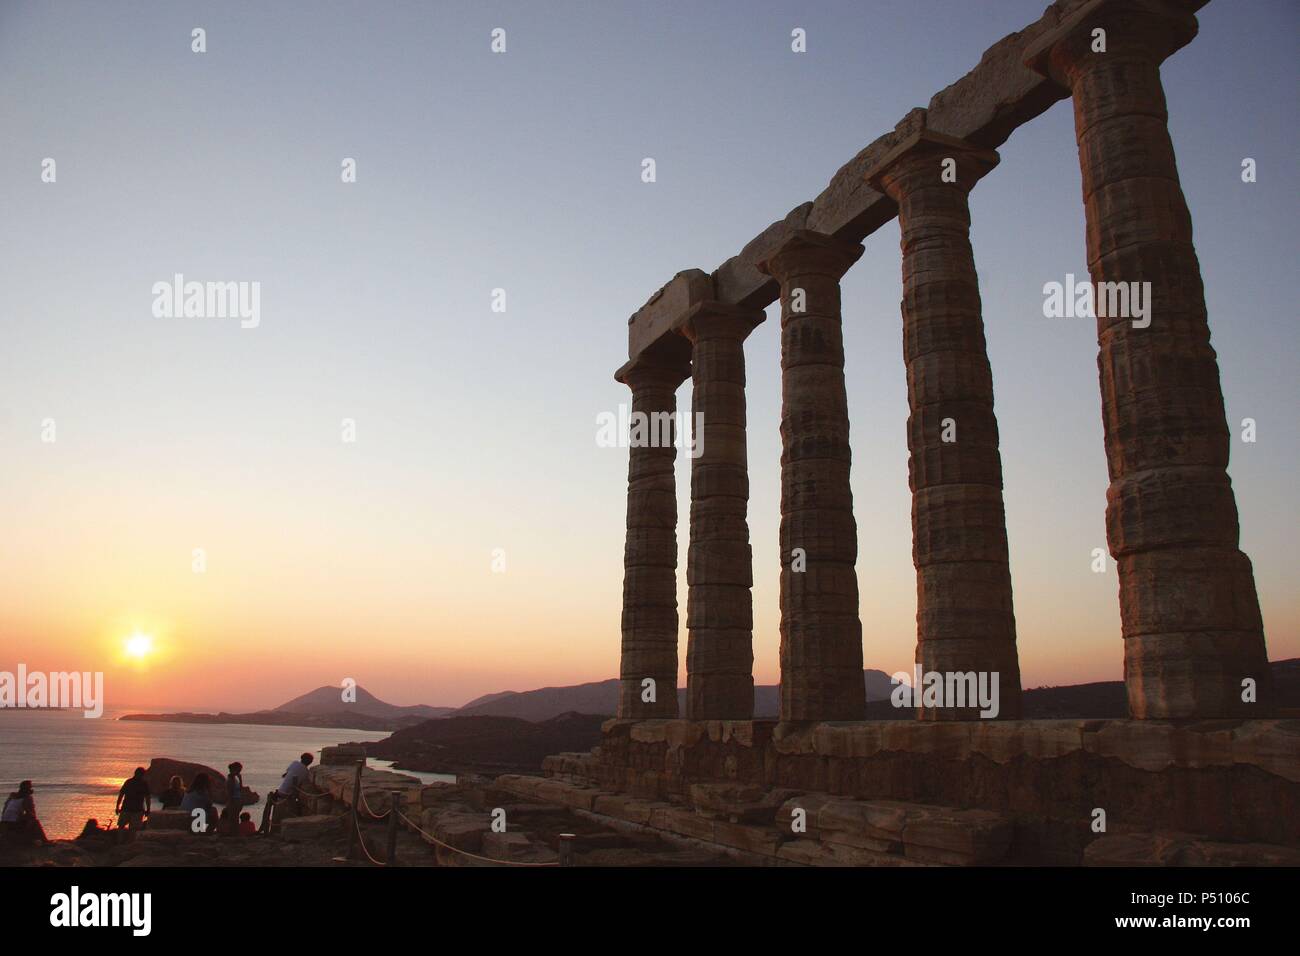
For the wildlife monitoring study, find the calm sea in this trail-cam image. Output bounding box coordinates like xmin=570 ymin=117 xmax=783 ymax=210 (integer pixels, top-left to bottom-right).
xmin=0 ymin=709 xmax=453 ymax=839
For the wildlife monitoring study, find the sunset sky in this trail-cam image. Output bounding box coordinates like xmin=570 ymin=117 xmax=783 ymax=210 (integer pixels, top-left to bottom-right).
xmin=1 ymin=1 xmax=1296 ymax=711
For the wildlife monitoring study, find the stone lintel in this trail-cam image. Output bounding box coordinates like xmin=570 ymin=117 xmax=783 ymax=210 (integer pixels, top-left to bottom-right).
xmin=801 ymin=108 xmax=926 ymax=243
xmin=863 ymin=129 xmax=1000 ymax=192
xmin=624 ymin=0 xmax=1212 ymax=355
xmin=1024 ymin=0 xmax=1198 ymax=82
xmin=710 ymin=202 xmax=813 ymax=313
xmin=626 ymin=268 xmax=714 ymax=362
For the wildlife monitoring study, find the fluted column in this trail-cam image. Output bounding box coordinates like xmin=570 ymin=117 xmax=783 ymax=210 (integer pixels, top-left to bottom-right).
xmin=614 ymin=348 xmax=691 ymax=718
xmin=1027 ymin=0 xmax=1271 ymax=717
xmin=868 ymin=131 xmax=1023 ymax=720
xmin=759 ymin=230 xmax=866 ymax=722
xmin=679 ymin=302 xmax=764 ymax=720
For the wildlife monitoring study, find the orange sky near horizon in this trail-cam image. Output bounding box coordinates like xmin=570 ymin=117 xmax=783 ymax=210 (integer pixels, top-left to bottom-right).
xmin=3 ymin=409 xmax=1296 ymax=713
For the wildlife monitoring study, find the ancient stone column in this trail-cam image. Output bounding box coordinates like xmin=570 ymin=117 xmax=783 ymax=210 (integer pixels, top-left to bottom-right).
xmin=759 ymin=230 xmax=866 ymax=722
xmin=867 ymin=130 xmax=1023 ymax=720
xmin=1026 ymin=0 xmax=1271 ymax=718
xmin=614 ymin=346 xmax=692 ymax=719
xmin=678 ymin=301 xmax=764 ymax=720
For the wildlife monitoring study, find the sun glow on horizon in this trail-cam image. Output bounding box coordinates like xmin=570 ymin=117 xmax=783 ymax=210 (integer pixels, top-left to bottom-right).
xmin=124 ymin=632 xmax=154 ymax=659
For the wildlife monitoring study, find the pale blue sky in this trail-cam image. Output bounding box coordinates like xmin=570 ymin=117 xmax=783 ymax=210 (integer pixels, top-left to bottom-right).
xmin=0 ymin=0 xmax=1296 ymax=709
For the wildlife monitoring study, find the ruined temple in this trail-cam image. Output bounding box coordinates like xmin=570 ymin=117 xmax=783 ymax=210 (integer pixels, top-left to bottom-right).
xmin=496 ymin=0 xmax=1300 ymax=867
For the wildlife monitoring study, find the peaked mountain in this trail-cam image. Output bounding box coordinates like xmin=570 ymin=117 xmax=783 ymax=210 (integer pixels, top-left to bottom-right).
xmin=270 ymin=685 xmax=454 ymax=721
xmin=451 ymin=671 xmax=898 ymax=722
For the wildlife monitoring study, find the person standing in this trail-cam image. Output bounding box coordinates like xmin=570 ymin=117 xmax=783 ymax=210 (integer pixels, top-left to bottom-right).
xmin=223 ymin=762 xmax=244 ymax=835
xmin=115 ymin=767 xmax=151 ymax=831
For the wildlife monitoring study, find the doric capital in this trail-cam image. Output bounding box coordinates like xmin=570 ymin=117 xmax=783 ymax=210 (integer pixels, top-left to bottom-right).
xmin=864 ymin=129 xmax=999 ymax=201
xmin=1023 ymin=0 xmax=1197 ymax=87
xmin=674 ymin=300 xmax=765 ymax=344
xmin=757 ymin=229 xmax=863 ymax=283
xmin=614 ymin=348 xmax=691 ymax=391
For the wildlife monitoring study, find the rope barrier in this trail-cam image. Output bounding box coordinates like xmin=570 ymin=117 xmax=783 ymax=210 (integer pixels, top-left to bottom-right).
xmin=358 ymin=790 xmax=392 ymax=821
xmin=396 ymin=810 xmax=560 ymax=867
xmin=306 ymin=768 xmax=563 ymax=867
xmin=351 ymin=813 xmax=387 ymax=866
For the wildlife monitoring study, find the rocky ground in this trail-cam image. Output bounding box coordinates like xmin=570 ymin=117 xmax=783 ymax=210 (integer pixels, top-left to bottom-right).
xmin=2 ymin=764 xmax=732 ymax=868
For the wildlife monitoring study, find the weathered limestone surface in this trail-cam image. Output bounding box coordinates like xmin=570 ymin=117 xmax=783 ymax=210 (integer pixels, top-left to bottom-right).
xmin=866 ymin=130 xmax=1022 ymax=720
xmin=627 ymin=269 xmax=713 ymax=361
xmin=711 ymin=203 xmax=812 ymax=312
xmin=759 ymin=230 xmax=866 ymax=722
xmin=1085 ymin=831 xmax=1300 ymax=867
xmin=615 ymin=348 xmax=693 ymax=718
xmin=307 ymin=764 xmax=423 ymax=818
xmin=1025 ymin=0 xmax=1271 ymax=719
xmin=418 ymin=809 xmax=484 ymax=852
xmin=804 ymin=108 xmax=926 ymax=242
xmin=678 ymin=301 xmax=765 ymax=720
xmin=512 ymin=771 xmax=1015 ymax=865
xmin=319 ymin=743 xmax=366 ymax=766
xmin=576 ymin=718 xmax=1300 ymax=858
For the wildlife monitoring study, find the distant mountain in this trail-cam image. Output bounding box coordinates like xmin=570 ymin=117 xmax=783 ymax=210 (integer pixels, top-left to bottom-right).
xmin=456 ymin=690 xmax=518 ymax=710
xmin=451 ymin=671 xmax=897 ymax=722
xmin=121 ymin=684 xmax=454 ymax=731
xmin=271 ymin=685 xmax=454 ymax=721
xmin=121 ymin=659 xmax=1300 ymax=732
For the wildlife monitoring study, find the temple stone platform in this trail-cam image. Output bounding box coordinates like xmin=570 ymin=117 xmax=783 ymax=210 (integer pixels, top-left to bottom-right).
xmin=518 ymin=718 xmax=1300 ymax=865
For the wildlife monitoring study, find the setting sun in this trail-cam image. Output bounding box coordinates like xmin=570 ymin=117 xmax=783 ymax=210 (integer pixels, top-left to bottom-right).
xmin=125 ymin=632 xmax=154 ymax=659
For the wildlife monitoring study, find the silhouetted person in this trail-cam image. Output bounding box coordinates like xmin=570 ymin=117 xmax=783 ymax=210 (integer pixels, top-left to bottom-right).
xmin=238 ymin=811 xmax=256 ymax=836
xmin=180 ymin=773 xmax=216 ymax=833
xmin=1 ymin=781 xmax=49 ymax=844
xmin=276 ymin=752 xmax=314 ymax=809
xmin=223 ymin=761 xmax=244 ymax=834
xmin=159 ymin=775 xmax=185 ymax=809
xmin=75 ymin=817 xmax=110 ymax=849
xmin=115 ymin=767 xmax=151 ymax=831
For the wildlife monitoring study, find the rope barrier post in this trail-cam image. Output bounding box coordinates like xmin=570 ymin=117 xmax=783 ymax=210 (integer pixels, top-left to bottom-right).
xmin=259 ymin=791 xmax=275 ymax=835
xmin=558 ymin=832 xmax=575 ymax=867
xmin=386 ymin=790 xmax=401 ymax=866
xmin=345 ymin=759 xmax=364 ymax=861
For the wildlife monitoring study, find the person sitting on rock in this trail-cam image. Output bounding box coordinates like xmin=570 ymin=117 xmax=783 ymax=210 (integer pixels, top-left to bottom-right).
xmin=75 ymin=817 xmax=110 ymax=848
xmin=180 ymin=773 xmax=217 ymax=833
xmin=238 ymin=811 xmax=256 ymax=836
xmin=115 ymin=768 xmax=151 ymax=831
xmin=275 ymin=752 xmax=314 ymax=814
xmin=1 ymin=780 xmax=49 ymax=844
xmin=159 ymin=775 xmax=185 ymax=809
